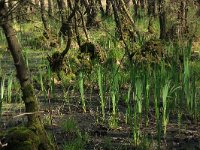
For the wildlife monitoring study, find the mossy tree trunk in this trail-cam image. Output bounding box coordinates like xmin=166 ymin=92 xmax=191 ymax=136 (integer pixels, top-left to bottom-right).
xmin=0 ymin=1 xmax=54 ymax=149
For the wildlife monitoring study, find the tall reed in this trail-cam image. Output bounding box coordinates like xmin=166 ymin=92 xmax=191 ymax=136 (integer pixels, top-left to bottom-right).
xmin=47 ymin=64 xmax=55 ymax=98
xmin=133 ymin=78 xmax=143 ymax=144
xmin=143 ymin=69 xmax=150 ymax=126
xmin=162 ymin=81 xmax=170 ymax=136
xmin=183 ymin=57 xmax=190 ymax=108
xmin=125 ymin=85 xmax=131 ymax=124
xmin=98 ymin=65 xmax=105 ymax=120
xmin=153 ymin=67 xmax=161 ymax=146
xmin=183 ymin=39 xmax=192 ymax=109
xmin=39 ymin=71 xmax=44 ymax=92
xmin=109 ymin=62 xmax=120 ymax=128
xmin=7 ymin=74 xmax=13 ymax=103
xmin=0 ymin=76 xmax=5 ymax=118
xmin=79 ymin=72 xmax=86 ymax=113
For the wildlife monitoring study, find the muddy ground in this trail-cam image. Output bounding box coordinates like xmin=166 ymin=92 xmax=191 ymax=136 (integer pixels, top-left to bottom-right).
xmin=0 ymin=49 xmax=200 ymax=150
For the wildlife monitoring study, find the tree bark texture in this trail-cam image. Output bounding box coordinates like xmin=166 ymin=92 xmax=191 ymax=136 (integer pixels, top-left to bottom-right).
xmin=148 ymin=0 xmax=156 ymax=16
xmin=40 ymin=0 xmax=49 ymax=36
xmin=158 ymin=0 xmax=166 ymax=40
xmin=178 ymin=0 xmax=188 ymax=35
xmin=82 ymin=0 xmax=98 ymax=28
xmin=0 ymin=1 xmax=54 ymax=149
xmin=97 ymin=0 xmax=105 ymax=16
xmin=106 ymin=0 xmax=112 ymax=16
xmin=48 ymin=0 xmax=53 ymax=16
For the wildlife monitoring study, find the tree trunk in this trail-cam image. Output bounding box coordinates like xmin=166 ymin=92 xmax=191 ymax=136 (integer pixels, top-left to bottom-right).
xmin=40 ymin=0 xmax=49 ymax=39
xmin=158 ymin=0 xmax=166 ymax=40
xmin=8 ymin=0 xmax=15 ymax=22
xmin=148 ymin=0 xmax=156 ymax=17
xmin=140 ymin=0 xmax=146 ymax=9
xmin=48 ymin=0 xmax=80 ymax=72
xmin=111 ymin=0 xmax=123 ymax=39
xmin=57 ymin=0 xmax=68 ymax=41
xmin=82 ymin=0 xmax=98 ymax=28
xmin=35 ymin=0 xmax=39 ymax=6
xmin=111 ymin=0 xmax=132 ymax=60
xmin=97 ymin=0 xmax=105 ymax=16
xmin=57 ymin=0 xmax=67 ymax=22
xmin=106 ymin=0 xmax=112 ymax=16
xmin=133 ymin=0 xmax=139 ymax=18
xmin=124 ymin=0 xmax=131 ymax=8
xmin=48 ymin=0 xmax=53 ymax=16
xmin=197 ymin=0 xmax=200 ymax=16
xmin=0 ymin=1 xmax=54 ymax=149
xmin=178 ymin=0 xmax=188 ymax=35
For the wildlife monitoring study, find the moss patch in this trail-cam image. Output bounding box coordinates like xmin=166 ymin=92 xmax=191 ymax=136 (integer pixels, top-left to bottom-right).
xmin=4 ymin=127 xmax=40 ymax=150
xmin=80 ymin=42 xmax=106 ymax=63
xmin=3 ymin=127 xmax=54 ymax=150
xmin=132 ymin=39 xmax=165 ymax=64
xmin=141 ymin=39 xmax=164 ymax=58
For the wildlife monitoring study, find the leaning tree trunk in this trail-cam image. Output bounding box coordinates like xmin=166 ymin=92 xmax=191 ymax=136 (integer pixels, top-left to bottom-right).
xmin=124 ymin=0 xmax=131 ymax=8
xmin=0 ymin=1 xmax=54 ymax=149
xmin=8 ymin=0 xmax=15 ymax=22
xmin=111 ymin=0 xmax=123 ymax=39
xmin=48 ymin=0 xmax=79 ymax=72
xmin=111 ymin=0 xmax=132 ymax=60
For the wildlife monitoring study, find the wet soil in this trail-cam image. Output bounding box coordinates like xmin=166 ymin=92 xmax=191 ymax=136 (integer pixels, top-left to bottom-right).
xmin=1 ymin=88 xmax=200 ymax=150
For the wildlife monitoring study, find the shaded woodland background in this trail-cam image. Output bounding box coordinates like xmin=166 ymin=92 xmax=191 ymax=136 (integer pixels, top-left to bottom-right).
xmin=0 ymin=0 xmax=200 ymax=150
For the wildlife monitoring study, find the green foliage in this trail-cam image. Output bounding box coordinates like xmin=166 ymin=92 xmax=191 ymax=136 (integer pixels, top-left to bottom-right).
xmin=63 ymin=132 xmax=89 ymax=150
xmin=60 ymin=117 xmax=78 ymax=133
xmin=7 ymin=74 xmax=13 ymax=103
xmin=79 ymin=72 xmax=86 ymax=113
xmin=98 ymin=65 xmax=105 ymax=120
xmin=61 ymin=118 xmax=89 ymax=150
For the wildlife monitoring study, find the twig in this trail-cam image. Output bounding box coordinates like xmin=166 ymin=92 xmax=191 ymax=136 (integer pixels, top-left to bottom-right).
xmin=12 ymin=111 xmax=44 ymax=118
